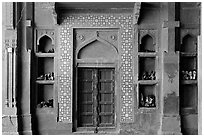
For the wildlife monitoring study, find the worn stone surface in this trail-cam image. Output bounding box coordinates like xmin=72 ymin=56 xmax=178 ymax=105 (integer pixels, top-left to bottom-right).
xmin=162 ymin=116 xmax=181 ymax=133
xmin=162 ymin=52 xmax=181 ymax=134
xmin=2 ymin=116 xmax=18 ymax=133
xmin=164 ymin=92 xmax=179 ymax=115
xmin=119 ymin=112 xmax=161 ymax=135
xmin=119 ymin=123 xmax=146 ymax=135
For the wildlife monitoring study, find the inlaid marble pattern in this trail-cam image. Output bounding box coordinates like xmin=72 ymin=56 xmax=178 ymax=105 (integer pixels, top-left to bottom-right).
xmin=59 ymin=14 xmax=134 ymax=123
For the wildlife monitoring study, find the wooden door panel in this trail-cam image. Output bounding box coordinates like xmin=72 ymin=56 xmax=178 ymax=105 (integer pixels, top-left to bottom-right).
xmin=98 ymin=68 xmax=115 ymax=126
xmin=99 ymin=70 xmax=113 ymax=80
xmin=99 ymin=93 xmax=113 ymax=102
xmin=77 ymin=68 xmax=115 ymax=127
xmin=78 ymin=68 xmax=95 ymax=127
xmin=78 ymin=81 xmax=93 ymax=92
xmin=80 ymin=93 xmax=93 ymax=103
xmin=99 ymin=115 xmax=113 ymax=125
xmin=100 ymin=104 xmax=113 ymax=113
xmin=79 ymin=115 xmax=94 ymax=126
xmin=80 ymin=104 xmax=93 ymax=113
xmin=99 ymin=82 xmax=113 ymax=91
xmin=78 ymin=69 xmax=93 ymax=80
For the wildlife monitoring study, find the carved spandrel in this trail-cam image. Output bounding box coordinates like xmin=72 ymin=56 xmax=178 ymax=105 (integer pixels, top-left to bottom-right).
xmin=98 ymin=31 xmax=118 ymax=47
xmin=75 ymin=29 xmax=118 ymax=48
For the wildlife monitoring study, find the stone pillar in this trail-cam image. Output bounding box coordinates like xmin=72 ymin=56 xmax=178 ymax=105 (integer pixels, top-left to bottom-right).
xmin=160 ymin=3 xmax=182 ymax=135
xmin=2 ymin=2 xmax=18 ymax=135
xmin=16 ymin=2 xmax=34 ymax=134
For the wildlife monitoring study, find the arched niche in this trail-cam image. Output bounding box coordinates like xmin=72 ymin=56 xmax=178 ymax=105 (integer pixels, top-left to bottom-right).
xmin=181 ymin=34 xmax=197 ymax=53
xmin=139 ymin=34 xmax=155 ymax=52
xmin=77 ymin=39 xmax=118 ymax=61
xmin=37 ymin=35 xmax=54 ymax=53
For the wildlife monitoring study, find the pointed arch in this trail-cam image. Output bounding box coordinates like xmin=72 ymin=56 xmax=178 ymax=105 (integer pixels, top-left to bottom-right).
xmin=139 ymin=34 xmax=155 ymax=52
xmin=37 ymin=35 xmax=54 ymax=53
xmin=140 ymin=33 xmax=156 ymax=45
xmin=181 ymin=34 xmax=197 ymax=52
xmin=76 ymin=36 xmax=118 ymax=59
xmin=37 ymin=34 xmax=54 ymax=45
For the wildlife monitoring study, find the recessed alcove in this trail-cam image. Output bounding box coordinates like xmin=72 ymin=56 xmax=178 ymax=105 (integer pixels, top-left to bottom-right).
xmin=37 ymin=35 xmax=54 ymax=53
xmin=139 ymin=84 xmax=156 ymax=108
xmin=37 ymin=58 xmax=54 ymax=77
xmin=78 ymin=40 xmax=117 ymax=60
xmin=37 ymin=84 xmax=54 ymax=108
xmin=180 ymin=57 xmax=197 ymax=71
xmin=180 ymin=84 xmax=197 ymax=108
xmin=139 ymin=57 xmax=156 ymax=80
xmin=181 ymin=34 xmax=196 ymax=53
xmin=180 ymin=34 xmax=198 ymax=116
xmin=139 ymin=34 xmax=155 ymax=52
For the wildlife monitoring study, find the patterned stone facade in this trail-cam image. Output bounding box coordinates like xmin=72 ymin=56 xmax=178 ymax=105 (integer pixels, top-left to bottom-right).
xmin=59 ymin=14 xmax=134 ymax=123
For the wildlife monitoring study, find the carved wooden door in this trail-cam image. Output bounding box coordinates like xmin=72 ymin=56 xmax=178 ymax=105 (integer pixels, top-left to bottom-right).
xmin=77 ymin=68 xmax=115 ymax=127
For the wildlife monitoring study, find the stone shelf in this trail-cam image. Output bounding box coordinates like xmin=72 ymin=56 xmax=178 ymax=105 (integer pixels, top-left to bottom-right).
xmin=35 ymin=107 xmax=55 ymax=114
xmin=36 ymin=53 xmax=55 ymax=57
xmin=36 ymin=80 xmax=55 ymax=84
xmin=138 ymin=80 xmax=158 ymax=85
xmin=180 ymin=107 xmax=197 ymax=115
xmin=138 ymin=52 xmax=157 ymax=57
xmin=180 ymin=52 xmax=197 ymax=57
xmin=181 ymin=80 xmax=197 ymax=85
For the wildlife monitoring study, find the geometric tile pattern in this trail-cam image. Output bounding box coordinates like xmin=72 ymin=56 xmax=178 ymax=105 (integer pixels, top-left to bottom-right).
xmin=59 ymin=14 xmax=134 ymax=123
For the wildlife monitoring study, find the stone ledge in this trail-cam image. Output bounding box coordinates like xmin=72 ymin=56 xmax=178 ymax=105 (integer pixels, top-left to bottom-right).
xmin=162 ymin=131 xmax=182 ymax=135
xmin=2 ymin=132 xmax=19 ymax=135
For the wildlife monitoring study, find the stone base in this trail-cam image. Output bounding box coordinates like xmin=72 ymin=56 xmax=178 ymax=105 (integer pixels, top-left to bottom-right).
xmin=18 ymin=131 xmax=33 ymax=135
xmin=162 ymin=131 xmax=182 ymax=135
xmin=2 ymin=132 xmax=19 ymax=135
xmin=161 ymin=115 xmax=182 ymax=135
xmin=2 ymin=115 xmax=18 ymax=134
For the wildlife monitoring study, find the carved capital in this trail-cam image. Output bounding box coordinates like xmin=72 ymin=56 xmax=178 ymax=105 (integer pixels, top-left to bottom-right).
xmin=133 ymin=2 xmax=141 ymax=25
xmin=5 ymin=38 xmax=17 ymax=47
xmin=5 ymin=39 xmax=17 ymax=53
xmin=4 ymin=30 xmax=17 ymax=51
xmin=4 ymin=31 xmax=17 ymax=54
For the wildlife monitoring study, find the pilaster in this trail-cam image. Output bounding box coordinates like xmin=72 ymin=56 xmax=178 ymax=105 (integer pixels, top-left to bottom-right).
xmin=2 ymin=2 xmax=18 ymax=135
xmin=160 ymin=2 xmax=182 ymax=135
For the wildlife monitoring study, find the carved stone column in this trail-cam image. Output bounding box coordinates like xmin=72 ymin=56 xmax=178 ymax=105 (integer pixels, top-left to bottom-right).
xmin=2 ymin=2 xmax=19 ymax=135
